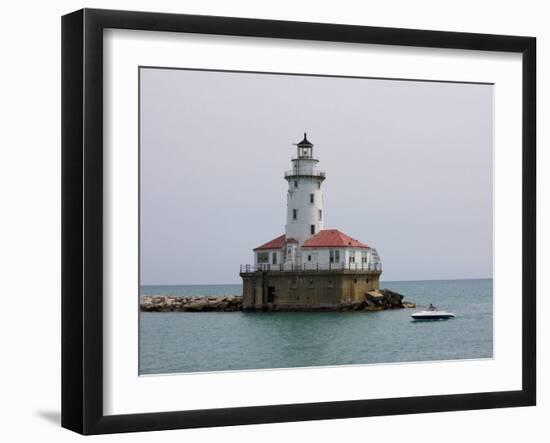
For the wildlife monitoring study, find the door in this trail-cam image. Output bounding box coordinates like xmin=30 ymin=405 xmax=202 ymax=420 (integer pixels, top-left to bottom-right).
xmin=267 ymin=286 xmax=276 ymax=303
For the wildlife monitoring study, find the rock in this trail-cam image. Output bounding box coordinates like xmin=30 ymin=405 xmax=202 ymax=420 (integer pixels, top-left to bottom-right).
xmin=183 ymin=300 xmax=210 ymax=312
xmin=377 ymin=289 xmax=406 ymax=309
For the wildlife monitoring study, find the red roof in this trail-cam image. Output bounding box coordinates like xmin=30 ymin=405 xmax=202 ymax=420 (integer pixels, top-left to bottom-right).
xmin=302 ymin=229 xmax=369 ymax=249
xmin=253 ymin=234 xmax=285 ymax=251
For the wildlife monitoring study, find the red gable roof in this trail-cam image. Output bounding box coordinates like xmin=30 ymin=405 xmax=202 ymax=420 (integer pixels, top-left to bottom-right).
xmin=302 ymin=229 xmax=369 ymax=249
xmin=253 ymin=234 xmax=285 ymax=251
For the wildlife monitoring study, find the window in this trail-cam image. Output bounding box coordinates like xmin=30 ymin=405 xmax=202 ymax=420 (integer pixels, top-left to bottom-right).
xmin=309 ymin=193 xmax=314 ymax=203
xmin=329 ymin=250 xmax=340 ymax=263
xmin=310 ymin=224 xmax=315 ymax=235
xmin=308 ymin=255 xmax=311 ymax=262
xmin=318 ymin=209 xmax=322 ymax=221
xmin=257 ymin=252 xmax=269 ymax=263
xmin=294 ymin=180 xmax=298 ymax=189
xmin=267 ymin=286 xmax=275 ymax=303
xmin=349 ymin=251 xmax=355 ymax=263
xmin=293 ymin=209 xmax=298 ymax=220
xmin=272 ymin=252 xmax=277 ymax=265
xmin=318 ymin=181 xmax=321 ymax=189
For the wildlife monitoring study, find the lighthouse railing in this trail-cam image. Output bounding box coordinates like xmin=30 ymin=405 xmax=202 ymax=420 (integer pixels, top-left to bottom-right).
xmin=284 ymin=170 xmax=326 ymax=179
xmin=240 ymin=262 xmax=382 ymax=273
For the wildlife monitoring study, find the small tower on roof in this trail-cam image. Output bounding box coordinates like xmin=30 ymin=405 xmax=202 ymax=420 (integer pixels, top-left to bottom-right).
xmin=284 ymin=133 xmax=326 ymax=250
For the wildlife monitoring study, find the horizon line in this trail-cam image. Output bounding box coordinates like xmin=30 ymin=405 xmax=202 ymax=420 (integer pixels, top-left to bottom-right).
xmin=141 ymin=276 xmax=493 ymax=286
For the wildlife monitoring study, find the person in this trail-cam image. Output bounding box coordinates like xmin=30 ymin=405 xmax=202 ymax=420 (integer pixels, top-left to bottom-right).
xmin=428 ymin=303 xmax=435 ymax=311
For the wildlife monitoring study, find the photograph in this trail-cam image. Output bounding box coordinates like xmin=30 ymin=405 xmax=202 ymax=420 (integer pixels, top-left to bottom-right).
xmin=0 ymin=0 xmax=542 ymax=439
xmin=138 ymin=67 xmax=494 ymax=375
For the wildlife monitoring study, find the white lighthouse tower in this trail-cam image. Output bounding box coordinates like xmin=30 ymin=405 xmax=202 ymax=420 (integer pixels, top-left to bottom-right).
xmin=284 ymin=134 xmax=325 ymax=263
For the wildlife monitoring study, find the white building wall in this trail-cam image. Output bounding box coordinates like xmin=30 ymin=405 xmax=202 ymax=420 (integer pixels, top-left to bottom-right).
xmin=285 ymin=158 xmax=325 ymax=245
xmin=254 ymin=249 xmax=282 ymax=269
xmin=296 ymin=247 xmax=380 ymax=270
xmin=344 ymin=249 xmax=352 ymax=264
xmin=300 ymin=248 xmax=344 ymax=269
xmin=284 ymin=243 xmax=298 ymax=267
xmin=345 ymin=249 xmax=364 ymax=265
xmin=301 ymin=249 xmax=329 ymax=267
xmin=345 ymin=248 xmax=375 ymax=268
xmin=254 ymin=247 xmax=380 ymax=270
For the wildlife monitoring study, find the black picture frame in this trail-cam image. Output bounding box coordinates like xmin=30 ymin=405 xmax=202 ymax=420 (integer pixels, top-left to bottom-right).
xmin=61 ymin=8 xmax=536 ymax=435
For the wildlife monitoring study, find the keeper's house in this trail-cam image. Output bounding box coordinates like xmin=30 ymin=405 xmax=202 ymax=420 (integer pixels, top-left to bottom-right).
xmin=240 ymin=134 xmax=382 ymax=311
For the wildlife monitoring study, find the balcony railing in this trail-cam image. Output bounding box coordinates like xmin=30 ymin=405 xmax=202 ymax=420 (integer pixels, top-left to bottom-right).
xmin=240 ymin=262 xmax=382 ymax=273
xmin=284 ymin=170 xmax=326 ymax=179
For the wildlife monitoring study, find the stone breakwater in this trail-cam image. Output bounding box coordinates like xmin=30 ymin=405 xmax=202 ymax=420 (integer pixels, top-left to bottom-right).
xmin=140 ymin=295 xmax=243 ymax=312
xmin=140 ymin=289 xmax=415 ymax=312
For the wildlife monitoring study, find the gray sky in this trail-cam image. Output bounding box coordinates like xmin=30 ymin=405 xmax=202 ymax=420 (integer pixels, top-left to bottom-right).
xmin=140 ymin=68 xmax=493 ymax=285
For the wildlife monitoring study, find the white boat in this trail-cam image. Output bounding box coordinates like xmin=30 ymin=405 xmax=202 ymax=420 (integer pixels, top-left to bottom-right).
xmin=411 ymin=304 xmax=455 ymax=320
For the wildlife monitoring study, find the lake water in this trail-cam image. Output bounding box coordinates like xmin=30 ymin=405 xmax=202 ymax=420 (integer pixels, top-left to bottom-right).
xmin=139 ymin=279 xmax=492 ymax=375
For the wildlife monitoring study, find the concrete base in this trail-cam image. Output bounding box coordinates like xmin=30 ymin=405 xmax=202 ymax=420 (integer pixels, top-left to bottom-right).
xmin=240 ymin=269 xmax=382 ymax=311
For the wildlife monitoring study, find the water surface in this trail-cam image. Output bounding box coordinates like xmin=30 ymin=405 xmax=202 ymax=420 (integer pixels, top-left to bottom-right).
xmin=139 ymin=279 xmax=492 ymax=375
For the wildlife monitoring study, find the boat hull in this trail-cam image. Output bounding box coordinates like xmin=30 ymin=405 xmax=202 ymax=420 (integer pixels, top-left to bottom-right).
xmin=411 ymin=311 xmax=455 ymax=320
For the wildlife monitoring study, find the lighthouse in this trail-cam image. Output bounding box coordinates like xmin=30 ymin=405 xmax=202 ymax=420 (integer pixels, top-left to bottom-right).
xmin=285 ymin=134 xmax=325 ymax=243
xmin=240 ymin=134 xmax=382 ymax=311
xmin=284 ymin=133 xmax=326 ymax=265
